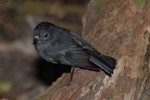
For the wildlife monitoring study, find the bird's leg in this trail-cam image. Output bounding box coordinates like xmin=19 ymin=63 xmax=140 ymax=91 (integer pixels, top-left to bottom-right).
xmin=69 ymin=67 xmax=75 ymax=85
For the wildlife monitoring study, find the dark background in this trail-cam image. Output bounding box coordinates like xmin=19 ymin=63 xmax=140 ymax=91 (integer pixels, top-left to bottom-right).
xmin=0 ymin=0 xmax=89 ymax=99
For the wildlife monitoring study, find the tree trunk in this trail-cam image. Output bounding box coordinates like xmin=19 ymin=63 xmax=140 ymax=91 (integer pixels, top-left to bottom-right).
xmin=38 ymin=0 xmax=150 ymax=100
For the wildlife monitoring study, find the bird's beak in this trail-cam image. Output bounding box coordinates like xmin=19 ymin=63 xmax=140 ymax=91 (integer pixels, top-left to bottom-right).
xmin=33 ymin=36 xmax=40 ymax=44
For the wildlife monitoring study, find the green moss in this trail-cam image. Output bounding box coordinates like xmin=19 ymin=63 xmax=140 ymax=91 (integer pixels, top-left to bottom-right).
xmin=0 ymin=81 xmax=13 ymax=92
xmin=90 ymin=39 xmax=99 ymax=48
xmin=17 ymin=1 xmax=51 ymax=18
xmin=94 ymin=0 xmax=108 ymax=14
xmin=132 ymin=0 xmax=149 ymax=6
xmin=107 ymin=51 xmax=113 ymax=56
xmin=37 ymin=73 xmax=69 ymax=100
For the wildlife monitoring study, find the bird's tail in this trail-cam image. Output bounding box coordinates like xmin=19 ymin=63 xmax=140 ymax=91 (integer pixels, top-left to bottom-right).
xmin=89 ymin=55 xmax=116 ymax=76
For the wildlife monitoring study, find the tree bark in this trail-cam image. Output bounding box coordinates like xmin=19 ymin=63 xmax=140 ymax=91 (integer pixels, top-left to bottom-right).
xmin=38 ymin=0 xmax=150 ymax=100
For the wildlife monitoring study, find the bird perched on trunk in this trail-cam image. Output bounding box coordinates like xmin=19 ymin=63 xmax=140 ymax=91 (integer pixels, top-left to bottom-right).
xmin=33 ymin=22 xmax=117 ymax=82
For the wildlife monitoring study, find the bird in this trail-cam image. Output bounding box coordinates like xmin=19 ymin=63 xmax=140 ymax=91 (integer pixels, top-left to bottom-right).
xmin=33 ymin=22 xmax=117 ymax=82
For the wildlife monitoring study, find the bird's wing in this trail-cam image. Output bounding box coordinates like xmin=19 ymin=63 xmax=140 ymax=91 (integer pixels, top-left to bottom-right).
xmin=70 ymin=32 xmax=101 ymax=56
xmin=70 ymin=32 xmax=116 ymax=65
xmin=70 ymin=32 xmax=116 ymax=76
xmin=66 ymin=45 xmax=89 ymax=64
xmin=64 ymin=45 xmax=100 ymax=70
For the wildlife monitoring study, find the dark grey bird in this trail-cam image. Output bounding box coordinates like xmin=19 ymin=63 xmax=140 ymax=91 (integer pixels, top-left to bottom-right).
xmin=33 ymin=22 xmax=116 ymax=80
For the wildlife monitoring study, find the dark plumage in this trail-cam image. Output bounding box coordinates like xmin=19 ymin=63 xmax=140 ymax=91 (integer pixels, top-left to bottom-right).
xmin=33 ymin=22 xmax=116 ymax=77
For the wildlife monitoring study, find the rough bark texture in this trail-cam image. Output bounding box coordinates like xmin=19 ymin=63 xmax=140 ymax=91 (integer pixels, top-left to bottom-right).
xmin=38 ymin=0 xmax=150 ymax=100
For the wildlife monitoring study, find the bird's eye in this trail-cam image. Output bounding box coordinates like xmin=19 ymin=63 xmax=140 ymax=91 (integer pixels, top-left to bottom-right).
xmin=44 ymin=33 xmax=48 ymax=38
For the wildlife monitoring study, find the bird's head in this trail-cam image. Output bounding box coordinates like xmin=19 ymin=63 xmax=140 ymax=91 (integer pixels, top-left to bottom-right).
xmin=33 ymin=22 xmax=55 ymax=45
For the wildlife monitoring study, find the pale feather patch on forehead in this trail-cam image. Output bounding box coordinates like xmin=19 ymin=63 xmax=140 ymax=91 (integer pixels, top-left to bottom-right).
xmin=34 ymin=35 xmax=39 ymax=39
